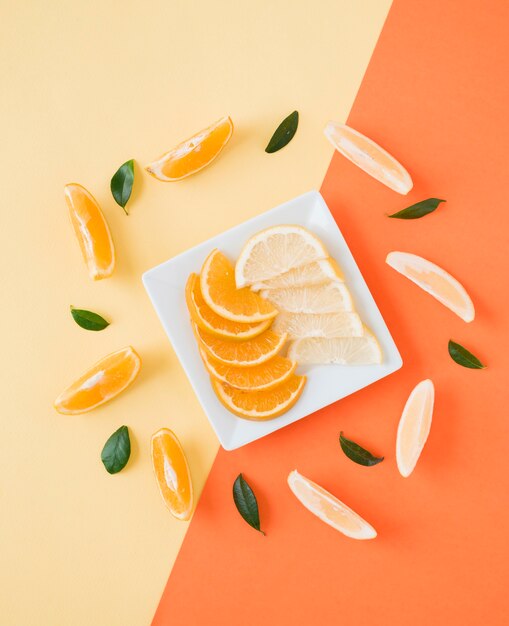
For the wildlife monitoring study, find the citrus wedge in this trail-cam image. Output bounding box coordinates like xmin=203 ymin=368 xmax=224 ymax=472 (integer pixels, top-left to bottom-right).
xmin=235 ymin=225 xmax=328 ymax=288
xmin=200 ymin=249 xmax=277 ymax=323
xmin=64 ymin=183 xmax=115 ymax=280
xmin=54 ymin=346 xmax=141 ymax=414
xmin=195 ymin=324 xmax=286 ymax=367
xmin=251 ymin=258 xmax=343 ymax=291
xmin=288 ymin=329 xmax=382 ymax=365
xmin=211 ymin=375 xmax=305 ymax=420
xmin=386 ymin=251 xmax=475 ymax=322
xmin=151 ymin=428 xmax=193 ymax=520
xmin=200 ymin=348 xmax=296 ymax=391
xmin=145 ymin=116 xmax=233 ymax=181
xmin=272 ymin=311 xmax=363 ymax=339
xmin=260 ymin=282 xmax=353 ymax=314
xmin=185 ymin=273 xmax=270 ymax=340
xmin=287 ymin=470 xmax=376 ymax=539
xmin=396 ymin=379 xmax=435 ymax=478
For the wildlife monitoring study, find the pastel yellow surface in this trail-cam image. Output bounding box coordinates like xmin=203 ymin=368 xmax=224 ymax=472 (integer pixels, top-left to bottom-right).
xmin=0 ymin=1 xmax=390 ymax=624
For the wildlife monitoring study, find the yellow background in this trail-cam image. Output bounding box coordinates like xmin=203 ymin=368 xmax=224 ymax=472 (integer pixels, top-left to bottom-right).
xmin=0 ymin=1 xmax=390 ymax=623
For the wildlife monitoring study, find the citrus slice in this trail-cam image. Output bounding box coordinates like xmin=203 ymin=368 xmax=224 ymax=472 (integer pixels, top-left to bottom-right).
xmin=54 ymin=346 xmax=141 ymax=414
xmin=145 ymin=116 xmax=233 ymax=182
xmin=235 ymin=225 xmax=328 ymax=288
xmin=272 ymin=311 xmax=363 ymax=339
xmin=287 ymin=470 xmax=376 ymax=539
xmin=396 ymin=380 xmax=435 ymax=478
xmin=200 ymin=249 xmax=277 ymax=323
xmin=260 ymin=282 xmax=353 ymax=314
xmin=386 ymin=251 xmax=475 ymax=322
xmin=287 ymin=329 xmax=382 ymax=365
xmin=211 ymin=375 xmax=306 ymax=420
xmin=195 ymin=324 xmax=286 ymax=367
xmin=200 ymin=348 xmax=296 ymax=391
xmin=185 ymin=273 xmax=270 ymax=340
xmin=64 ymin=183 xmax=115 ymax=280
xmin=251 ymin=258 xmax=344 ymax=291
xmin=151 ymin=428 xmax=193 ymax=520
xmin=324 ymin=121 xmax=413 ymax=195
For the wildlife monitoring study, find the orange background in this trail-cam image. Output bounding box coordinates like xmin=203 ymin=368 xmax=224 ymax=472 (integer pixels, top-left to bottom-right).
xmin=153 ymin=1 xmax=509 ymax=624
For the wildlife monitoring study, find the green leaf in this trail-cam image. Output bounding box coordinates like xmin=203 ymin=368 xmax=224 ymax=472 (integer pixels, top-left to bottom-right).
xmin=110 ymin=159 xmax=135 ymax=214
xmin=70 ymin=306 xmax=109 ymax=331
xmin=265 ymin=110 xmax=299 ymax=153
xmin=232 ymin=474 xmax=265 ymax=535
xmin=101 ymin=426 xmax=131 ymax=474
xmin=388 ymin=198 xmax=446 ymax=219
xmin=448 ymin=340 xmax=486 ymax=369
xmin=339 ymin=432 xmax=384 ymax=467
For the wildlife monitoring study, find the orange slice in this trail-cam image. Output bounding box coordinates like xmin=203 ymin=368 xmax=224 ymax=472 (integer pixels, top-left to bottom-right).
xmin=145 ymin=116 xmax=233 ymax=181
xmin=151 ymin=428 xmax=193 ymax=520
xmin=200 ymin=347 xmax=296 ymax=391
xmin=324 ymin=121 xmax=413 ymax=195
xmin=251 ymin=258 xmax=344 ymax=291
xmin=64 ymin=183 xmax=115 ymax=280
xmin=287 ymin=470 xmax=377 ymax=539
xmin=200 ymin=249 xmax=278 ymax=323
xmin=260 ymin=282 xmax=353 ymax=313
xmin=54 ymin=346 xmax=141 ymax=414
xmin=211 ymin=375 xmax=306 ymax=420
xmin=396 ymin=380 xmax=435 ymax=478
xmin=194 ymin=324 xmax=286 ymax=367
xmin=386 ymin=251 xmax=475 ymax=322
xmin=185 ymin=273 xmax=270 ymax=340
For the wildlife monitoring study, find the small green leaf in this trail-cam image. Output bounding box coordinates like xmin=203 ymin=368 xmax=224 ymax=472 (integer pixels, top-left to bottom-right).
xmin=448 ymin=340 xmax=486 ymax=369
xmin=110 ymin=159 xmax=135 ymax=214
xmin=388 ymin=198 xmax=446 ymax=219
xmin=70 ymin=306 xmax=109 ymax=331
xmin=101 ymin=426 xmax=131 ymax=474
xmin=339 ymin=432 xmax=384 ymax=467
xmin=232 ymin=474 xmax=265 ymax=535
xmin=265 ymin=110 xmax=299 ymax=153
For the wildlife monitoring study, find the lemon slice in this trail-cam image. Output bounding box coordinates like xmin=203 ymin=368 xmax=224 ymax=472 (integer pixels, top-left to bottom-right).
xmin=260 ymin=282 xmax=353 ymax=314
xmin=272 ymin=311 xmax=363 ymax=339
xmin=251 ymin=258 xmax=343 ymax=291
xmin=287 ymin=330 xmax=382 ymax=365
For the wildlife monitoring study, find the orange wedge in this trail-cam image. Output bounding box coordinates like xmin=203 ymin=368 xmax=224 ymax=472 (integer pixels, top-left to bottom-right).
xmin=151 ymin=428 xmax=193 ymax=520
xmin=200 ymin=249 xmax=278 ymax=323
xmin=185 ymin=273 xmax=270 ymax=340
xmin=287 ymin=470 xmax=377 ymax=539
xmin=54 ymin=346 xmax=141 ymax=414
xmin=64 ymin=183 xmax=115 ymax=280
xmin=200 ymin=347 xmax=296 ymax=391
xmin=396 ymin=380 xmax=435 ymax=478
xmin=386 ymin=251 xmax=475 ymax=322
xmin=211 ymin=375 xmax=306 ymax=420
xmin=324 ymin=121 xmax=413 ymax=195
xmin=194 ymin=324 xmax=286 ymax=367
xmin=145 ymin=116 xmax=233 ymax=182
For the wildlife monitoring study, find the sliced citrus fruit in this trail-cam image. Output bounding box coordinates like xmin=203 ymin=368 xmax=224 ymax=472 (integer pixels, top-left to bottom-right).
xmin=251 ymin=258 xmax=344 ymax=291
xmin=324 ymin=121 xmax=413 ymax=195
xmin=272 ymin=311 xmax=363 ymax=339
xmin=200 ymin=249 xmax=277 ymax=323
xmin=211 ymin=375 xmax=306 ymax=420
xmin=64 ymin=183 xmax=115 ymax=280
xmin=386 ymin=251 xmax=475 ymax=322
xmin=145 ymin=116 xmax=233 ymax=182
xmin=200 ymin=348 xmax=296 ymax=391
xmin=396 ymin=379 xmax=435 ymax=478
xmin=260 ymin=282 xmax=353 ymax=314
xmin=235 ymin=225 xmax=328 ymax=288
xmin=185 ymin=273 xmax=270 ymax=340
xmin=54 ymin=346 xmax=141 ymax=414
xmin=287 ymin=470 xmax=376 ymax=539
xmin=194 ymin=324 xmax=286 ymax=367
xmin=288 ymin=329 xmax=382 ymax=365
xmin=151 ymin=428 xmax=193 ymax=520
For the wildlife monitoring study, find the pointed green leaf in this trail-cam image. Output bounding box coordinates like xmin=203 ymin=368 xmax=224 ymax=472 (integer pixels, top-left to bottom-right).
xmin=388 ymin=198 xmax=446 ymax=219
xmin=339 ymin=432 xmax=384 ymax=467
xmin=101 ymin=426 xmax=131 ymax=474
xmin=448 ymin=340 xmax=486 ymax=369
xmin=70 ymin=306 xmax=109 ymax=331
xmin=265 ymin=110 xmax=299 ymax=153
xmin=232 ymin=474 xmax=265 ymax=535
xmin=110 ymin=159 xmax=135 ymax=214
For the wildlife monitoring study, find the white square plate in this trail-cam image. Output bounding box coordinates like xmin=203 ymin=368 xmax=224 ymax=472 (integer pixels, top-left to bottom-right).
xmin=143 ymin=191 xmax=402 ymax=450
